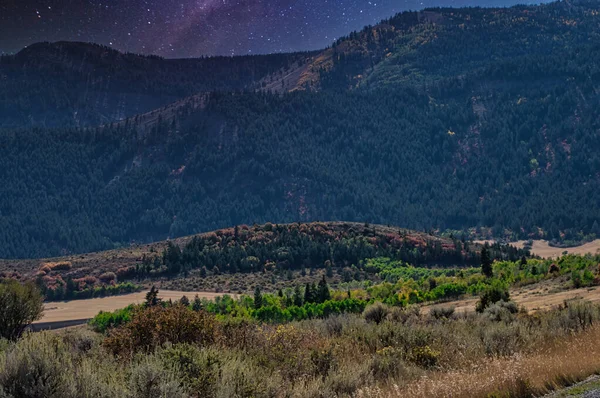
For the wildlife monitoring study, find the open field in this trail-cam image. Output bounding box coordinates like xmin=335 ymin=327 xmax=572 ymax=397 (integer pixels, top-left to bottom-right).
xmin=512 ymin=240 xmax=600 ymax=259
xmin=425 ymin=278 xmax=600 ymax=315
xmin=474 ymin=239 xmax=600 ymax=259
xmin=35 ymin=290 xmax=235 ymax=325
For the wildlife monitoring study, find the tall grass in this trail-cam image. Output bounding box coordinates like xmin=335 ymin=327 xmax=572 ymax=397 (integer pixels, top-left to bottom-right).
xmin=1 ymin=301 xmax=600 ymax=397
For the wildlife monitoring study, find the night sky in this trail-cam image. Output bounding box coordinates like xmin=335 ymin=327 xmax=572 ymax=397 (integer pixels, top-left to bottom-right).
xmin=1 ymin=0 xmax=549 ymax=58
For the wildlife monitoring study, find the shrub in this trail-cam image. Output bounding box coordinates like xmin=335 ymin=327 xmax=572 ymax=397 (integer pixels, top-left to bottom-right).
xmin=370 ymin=347 xmax=411 ymax=380
xmin=99 ymin=272 xmax=117 ymax=283
xmin=388 ymin=305 xmax=421 ymax=324
xmin=217 ymin=355 xmax=282 ymax=398
xmin=323 ymin=362 xmax=372 ymax=396
xmin=0 ymin=280 xmax=44 ymax=340
xmin=41 ymin=261 xmax=72 ymax=272
xmin=408 ymin=345 xmax=440 ymax=368
xmin=158 ymin=344 xmax=221 ymax=397
xmin=483 ymin=301 xmax=518 ymax=323
xmin=103 ymin=305 xmax=216 ymax=357
xmin=128 ymin=356 xmax=186 ymax=398
xmin=363 ymin=302 xmax=389 ymax=324
xmin=89 ymin=305 xmax=136 ymax=333
xmin=481 ymin=323 xmax=524 ymax=357
xmin=476 ymin=284 xmax=510 ymax=313
xmin=0 ymin=333 xmax=76 ymax=397
xmin=429 ymin=306 xmax=455 ymax=320
xmin=116 ymin=266 xmax=137 ymax=280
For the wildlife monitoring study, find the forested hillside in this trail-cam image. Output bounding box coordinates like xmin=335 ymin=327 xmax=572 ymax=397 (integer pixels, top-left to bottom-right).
xmin=0 ymin=0 xmax=599 ymax=258
xmin=0 ymin=41 xmax=310 ymax=127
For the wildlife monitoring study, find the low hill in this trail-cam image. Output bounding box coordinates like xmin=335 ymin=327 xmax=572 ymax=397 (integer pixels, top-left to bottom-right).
xmin=0 ymin=222 xmax=527 ymax=299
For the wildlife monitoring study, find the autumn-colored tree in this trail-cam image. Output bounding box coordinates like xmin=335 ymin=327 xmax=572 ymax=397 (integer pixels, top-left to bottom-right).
xmin=103 ymin=305 xmax=216 ymax=357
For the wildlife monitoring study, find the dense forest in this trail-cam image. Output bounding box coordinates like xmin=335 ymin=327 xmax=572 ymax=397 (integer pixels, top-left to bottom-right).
xmin=0 ymin=0 xmax=599 ymax=258
xmin=0 ymin=42 xmax=311 ymax=127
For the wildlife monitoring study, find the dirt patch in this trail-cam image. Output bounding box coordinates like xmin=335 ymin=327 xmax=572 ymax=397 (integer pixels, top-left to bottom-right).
xmin=35 ymin=290 xmax=237 ymax=324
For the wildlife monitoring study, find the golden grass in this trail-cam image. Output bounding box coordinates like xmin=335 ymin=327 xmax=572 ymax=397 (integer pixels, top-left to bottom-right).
xmin=359 ymin=326 xmax=600 ymax=398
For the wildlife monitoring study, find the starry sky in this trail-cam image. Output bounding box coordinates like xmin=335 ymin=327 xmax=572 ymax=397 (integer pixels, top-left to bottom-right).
xmin=1 ymin=0 xmax=549 ymax=58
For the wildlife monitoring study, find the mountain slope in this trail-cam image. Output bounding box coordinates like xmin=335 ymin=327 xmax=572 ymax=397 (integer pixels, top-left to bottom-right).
xmin=0 ymin=41 xmax=310 ymax=127
xmin=0 ymin=1 xmax=599 ymax=258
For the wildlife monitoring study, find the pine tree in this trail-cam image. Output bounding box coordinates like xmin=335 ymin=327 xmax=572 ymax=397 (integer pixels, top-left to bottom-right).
xmin=254 ymin=286 xmax=263 ymax=309
xmin=481 ymin=246 xmax=493 ymax=278
xmin=520 ymin=256 xmax=528 ymax=269
xmin=293 ymin=285 xmax=304 ymax=307
xmin=179 ymin=295 xmax=190 ymax=307
xmin=304 ymin=283 xmax=314 ymax=304
xmin=145 ymin=286 xmax=161 ymax=307
xmin=317 ymin=276 xmax=331 ymax=303
xmin=192 ymin=295 xmax=202 ymax=312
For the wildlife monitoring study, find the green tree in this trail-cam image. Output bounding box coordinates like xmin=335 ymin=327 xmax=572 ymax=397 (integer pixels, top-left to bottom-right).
xmin=304 ymin=283 xmax=315 ymax=304
xmin=164 ymin=241 xmax=182 ymax=274
xmin=481 ymin=246 xmax=493 ymax=278
xmin=179 ymin=295 xmax=190 ymax=307
xmin=254 ymin=287 xmax=263 ymax=309
xmin=293 ymin=285 xmax=304 ymax=307
xmin=145 ymin=286 xmax=161 ymax=307
xmin=317 ymin=276 xmax=331 ymax=303
xmin=0 ymin=280 xmax=44 ymax=340
xmin=192 ymin=295 xmax=203 ymax=312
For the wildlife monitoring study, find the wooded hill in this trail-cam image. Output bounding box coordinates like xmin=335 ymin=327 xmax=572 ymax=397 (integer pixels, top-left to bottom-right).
xmin=0 ymin=0 xmax=598 ymax=258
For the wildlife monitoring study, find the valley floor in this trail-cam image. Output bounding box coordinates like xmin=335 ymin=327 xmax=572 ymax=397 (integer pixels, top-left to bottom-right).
xmin=35 ymin=290 xmax=232 ymax=325
xmin=424 ymin=278 xmax=600 ymax=314
xmin=512 ymin=240 xmax=600 ymax=259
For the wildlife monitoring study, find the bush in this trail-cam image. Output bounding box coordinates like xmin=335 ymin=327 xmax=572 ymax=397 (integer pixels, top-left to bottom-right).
xmin=89 ymin=305 xmax=136 ymax=333
xmin=408 ymin=345 xmax=440 ymax=368
xmin=128 ymin=356 xmax=186 ymax=398
xmin=0 ymin=280 xmax=44 ymax=340
xmin=103 ymin=305 xmax=216 ymax=357
xmin=476 ymin=284 xmax=510 ymax=313
xmin=481 ymin=323 xmax=524 ymax=357
xmin=0 ymin=333 xmax=76 ymax=397
xmin=429 ymin=306 xmax=455 ymax=320
xmin=159 ymin=344 xmax=222 ymax=397
xmin=483 ymin=301 xmax=518 ymax=322
xmin=363 ymin=302 xmax=389 ymax=324
xmin=99 ymin=272 xmax=117 ymax=283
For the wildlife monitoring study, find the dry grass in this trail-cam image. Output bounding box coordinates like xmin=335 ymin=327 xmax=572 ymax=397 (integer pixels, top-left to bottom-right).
xmin=36 ymin=290 xmax=237 ymax=323
xmin=512 ymin=240 xmax=600 ymax=259
xmin=359 ymin=325 xmax=600 ymax=398
xmin=422 ymin=279 xmax=600 ymax=315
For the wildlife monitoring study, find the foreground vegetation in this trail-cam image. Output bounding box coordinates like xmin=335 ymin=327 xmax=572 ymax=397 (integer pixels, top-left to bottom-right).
xmin=3 ymin=253 xmax=600 ymax=396
xmin=3 ymin=297 xmax=600 ymax=397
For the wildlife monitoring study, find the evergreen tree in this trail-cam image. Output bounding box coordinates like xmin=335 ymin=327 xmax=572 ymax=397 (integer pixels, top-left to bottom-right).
xmin=317 ymin=276 xmax=331 ymax=303
xmin=481 ymin=247 xmax=493 ymax=278
xmin=254 ymin=286 xmax=263 ymax=309
xmin=145 ymin=286 xmax=161 ymax=307
xmin=293 ymin=285 xmax=304 ymax=307
xmin=304 ymin=283 xmax=314 ymax=304
xmin=192 ymin=295 xmax=203 ymax=312
xmin=163 ymin=242 xmax=182 ymax=274
xmin=179 ymin=295 xmax=190 ymax=307
xmin=520 ymin=256 xmax=528 ymax=269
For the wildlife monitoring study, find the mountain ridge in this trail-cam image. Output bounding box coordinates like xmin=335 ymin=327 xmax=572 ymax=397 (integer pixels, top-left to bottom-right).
xmin=0 ymin=0 xmax=598 ymax=259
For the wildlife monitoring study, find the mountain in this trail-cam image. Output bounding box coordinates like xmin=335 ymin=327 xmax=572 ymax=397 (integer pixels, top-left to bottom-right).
xmin=0 ymin=41 xmax=310 ymax=127
xmin=0 ymin=0 xmax=599 ymax=259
